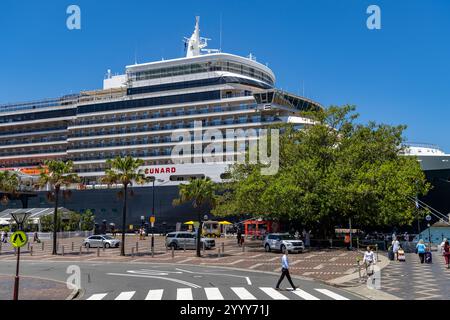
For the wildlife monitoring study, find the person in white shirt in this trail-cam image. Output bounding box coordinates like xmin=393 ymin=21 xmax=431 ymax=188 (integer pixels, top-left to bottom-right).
xmin=363 ymin=246 xmax=375 ymax=275
xmin=275 ymin=253 xmax=297 ymax=290
xmin=392 ymin=237 xmax=400 ymax=261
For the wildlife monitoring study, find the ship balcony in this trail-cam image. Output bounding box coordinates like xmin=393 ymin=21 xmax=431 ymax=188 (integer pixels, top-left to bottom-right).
xmin=0 ymin=126 xmax=67 ymax=138
xmin=67 ymin=117 xmax=282 ymax=147
xmin=70 ymin=100 xmax=258 ymax=128
xmin=0 ymin=137 xmax=67 ymax=149
xmin=0 ymin=150 xmax=67 ymax=161
xmin=71 ymin=150 xmax=246 ymax=166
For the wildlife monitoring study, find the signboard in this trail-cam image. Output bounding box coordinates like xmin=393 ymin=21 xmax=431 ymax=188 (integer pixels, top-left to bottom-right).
xmin=335 ymin=228 xmax=360 ymax=234
xmin=11 ymin=231 xmax=28 ymax=248
xmin=150 ymin=216 xmax=156 ymax=224
xmin=129 ymin=225 xmax=134 ymax=230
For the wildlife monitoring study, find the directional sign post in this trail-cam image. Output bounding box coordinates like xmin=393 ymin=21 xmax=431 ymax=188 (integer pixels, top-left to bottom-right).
xmin=150 ymin=216 xmax=156 ymax=252
xmin=10 ymin=211 xmax=31 ymax=301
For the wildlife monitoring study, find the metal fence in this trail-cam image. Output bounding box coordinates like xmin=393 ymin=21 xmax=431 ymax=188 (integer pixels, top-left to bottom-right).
xmin=21 ymin=231 xmax=94 ymax=240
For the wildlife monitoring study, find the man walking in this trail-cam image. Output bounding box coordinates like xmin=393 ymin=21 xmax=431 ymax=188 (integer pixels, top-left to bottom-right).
xmin=275 ymin=252 xmax=297 ymax=291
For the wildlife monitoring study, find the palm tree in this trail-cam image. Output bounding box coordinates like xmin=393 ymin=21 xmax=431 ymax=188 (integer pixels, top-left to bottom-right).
xmin=173 ymin=177 xmax=217 ymax=257
xmin=101 ymin=156 xmax=146 ymax=256
xmin=37 ymin=160 xmax=80 ymax=255
xmin=0 ymin=170 xmax=19 ymax=205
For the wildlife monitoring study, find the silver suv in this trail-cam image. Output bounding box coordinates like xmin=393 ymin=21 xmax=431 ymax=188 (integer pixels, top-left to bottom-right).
xmin=263 ymin=233 xmax=305 ymax=253
xmin=166 ymin=232 xmax=215 ymax=250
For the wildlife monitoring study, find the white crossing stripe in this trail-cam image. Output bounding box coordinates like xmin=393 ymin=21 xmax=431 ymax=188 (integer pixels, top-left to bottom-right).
xmin=290 ymin=288 xmax=320 ymax=300
xmin=204 ymin=287 xmax=224 ymax=300
xmin=145 ymin=289 xmax=164 ymax=300
xmin=177 ymin=288 xmax=193 ymax=300
xmin=115 ymin=291 xmax=136 ymax=300
xmin=231 ymin=287 xmax=257 ymax=300
xmin=259 ymin=287 xmax=289 ymax=300
xmin=87 ymin=293 xmax=108 ymax=300
xmin=315 ymin=289 xmax=349 ymax=300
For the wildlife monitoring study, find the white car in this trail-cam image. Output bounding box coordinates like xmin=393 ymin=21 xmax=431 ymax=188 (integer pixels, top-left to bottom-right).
xmin=263 ymin=233 xmax=305 ymax=253
xmin=83 ymin=235 xmax=120 ymax=248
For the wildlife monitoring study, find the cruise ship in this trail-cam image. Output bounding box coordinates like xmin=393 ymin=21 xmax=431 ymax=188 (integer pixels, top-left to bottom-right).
xmin=0 ymin=17 xmax=322 ymax=227
xmin=404 ymin=143 xmax=450 ymax=222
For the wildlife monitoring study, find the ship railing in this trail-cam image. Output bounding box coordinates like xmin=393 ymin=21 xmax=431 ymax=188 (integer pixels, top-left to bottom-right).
xmin=404 ymin=142 xmax=443 ymax=151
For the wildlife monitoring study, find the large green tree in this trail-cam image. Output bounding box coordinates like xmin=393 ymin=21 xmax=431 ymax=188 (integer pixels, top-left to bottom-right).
xmin=173 ymin=177 xmax=217 ymax=257
xmin=37 ymin=160 xmax=80 ymax=255
xmin=101 ymin=156 xmax=146 ymax=256
xmin=212 ymin=105 xmax=430 ymax=236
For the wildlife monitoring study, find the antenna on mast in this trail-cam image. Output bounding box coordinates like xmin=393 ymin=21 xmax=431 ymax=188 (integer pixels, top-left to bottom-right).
xmin=219 ymin=13 xmax=223 ymax=53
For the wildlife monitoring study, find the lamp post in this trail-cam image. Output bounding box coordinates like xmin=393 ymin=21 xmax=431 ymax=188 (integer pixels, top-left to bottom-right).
xmin=10 ymin=211 xmax=30 ymax=301
xmin=151 ymin=179 xmax=164 ymax=252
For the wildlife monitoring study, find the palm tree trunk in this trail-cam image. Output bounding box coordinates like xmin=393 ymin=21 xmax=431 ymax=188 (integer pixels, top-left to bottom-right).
xmin=196 ymin=211 xmax=201 ymax=258
xmin=52 ymin=186 xmax=60 ymax=255
xmin=121 ymin=184 xmax=128 ymax=256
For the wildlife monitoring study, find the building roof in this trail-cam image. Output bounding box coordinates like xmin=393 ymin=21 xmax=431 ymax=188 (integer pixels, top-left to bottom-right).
xmin=0 ymin=207 xmax=72 ymax=222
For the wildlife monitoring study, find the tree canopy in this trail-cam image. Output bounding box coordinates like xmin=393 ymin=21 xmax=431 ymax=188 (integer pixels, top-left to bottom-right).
xmin=212 ymin=105 xmax=430 ymax=236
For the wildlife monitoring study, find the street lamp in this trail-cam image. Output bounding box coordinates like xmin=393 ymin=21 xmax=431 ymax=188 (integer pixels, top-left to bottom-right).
xmin=10 ymin=211 xmax=30 ymax=301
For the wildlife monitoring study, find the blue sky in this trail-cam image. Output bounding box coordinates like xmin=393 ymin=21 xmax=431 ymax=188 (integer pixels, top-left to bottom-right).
xmin=0 ymin=0 xmax=449 ymax=150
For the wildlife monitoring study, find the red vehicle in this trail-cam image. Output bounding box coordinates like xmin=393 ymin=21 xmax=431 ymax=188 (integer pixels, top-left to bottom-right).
xmin=243 ymin=220 xmax=281 ymax=239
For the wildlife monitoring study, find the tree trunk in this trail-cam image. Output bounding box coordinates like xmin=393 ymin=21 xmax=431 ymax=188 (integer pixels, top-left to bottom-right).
xmin=52 ymin=186 xmax=60 ymax=255
xmin=120 ymin=184 xmax=128 ymax=256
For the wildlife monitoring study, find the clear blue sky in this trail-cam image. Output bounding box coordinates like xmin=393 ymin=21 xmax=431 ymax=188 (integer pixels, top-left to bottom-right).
xmin=1 ymin=0 xmax=449 ymax=150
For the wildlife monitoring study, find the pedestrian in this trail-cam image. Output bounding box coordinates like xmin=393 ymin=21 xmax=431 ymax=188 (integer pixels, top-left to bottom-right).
xmin=404 ymin=232 xmax=409 ymax=242
xmin=305 ymin=230 xmax=311 ymax=247
xmin=344 ymin=233 xmax=351 ymax=250
xmin=33 ymin=231 xmax=40 ymax=243
xmin=237 ymin=227 xmax=242 ymax=247
xmin=439 ymin=238 xmax=447 ymax=254
xmin=416 ymin=239 xmax=427 ymax=264
xmin=363 ymin=246 xmax=375 ymax=276
xmin=294 ymin=230 xmax=300 ymax=240
xmin=275 ymin=252 xmax=297 ymax=291
xmin=0 ymin=230 xmax=6 ymax=243
xmin=442 ymin=240 xmax=450 ymax=266
xmin=392 ymin=237 xmax=400 ymax=261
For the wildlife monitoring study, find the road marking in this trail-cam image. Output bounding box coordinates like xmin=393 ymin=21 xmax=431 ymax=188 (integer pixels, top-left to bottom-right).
xmin=145 ymin=289 xmax=164 ymax=300
xmin=249 ymin=263 xmax=263 ymax=269
xmin=269 ymin=257 xmax=279 ymax=261
xmin=231 ymin=287 xmax=257 ymax=300
xmin=303 ymin=255 xmax=316 ymax=259
xmin=313 ymin=264 xmax=324 ymax=270
xmin=259 ymin=287 xmax=289 ymax=300
xmin=177 ymin=288 xmax=193 ymax=300
xmin=315 ymin=289 xmax=349 ymax=300
xmin=175 ymin=268 xmax=252 ymax=285
xmin=229 ymin=259 xmax=245 ymax=265
xmin=106 ymin=273 xmax=202 ymax=288
xmin=87 ymin=293 xmax=108 ymax=300
xmin=290 ymin=288 xmax=320 ymax=300
xmin=205 ymin=287 xmax=224 ymax=300
xmin=177 ymin=258 xmax=195 ymax=264
xmin=115 ymin=291 xmax=136 ymax=300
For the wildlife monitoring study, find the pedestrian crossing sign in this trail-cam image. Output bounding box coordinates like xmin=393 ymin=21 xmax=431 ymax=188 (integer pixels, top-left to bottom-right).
xmin=11 ymin=231 xmax=28 ymax=248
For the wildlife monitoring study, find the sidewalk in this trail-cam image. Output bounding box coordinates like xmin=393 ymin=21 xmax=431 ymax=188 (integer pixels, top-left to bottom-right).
xmin=0 ymin=236 xmax=380 ymax=284
xmin=0 ymin=275 xmax=76 ymax=300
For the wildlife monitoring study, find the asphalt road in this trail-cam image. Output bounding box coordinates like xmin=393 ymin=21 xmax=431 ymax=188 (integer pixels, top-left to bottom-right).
xmin=0 ymin=261 xmax=363 ymax=300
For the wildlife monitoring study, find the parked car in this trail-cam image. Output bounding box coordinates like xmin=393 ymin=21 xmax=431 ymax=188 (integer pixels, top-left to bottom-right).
xmin=263 ymin=233 xmax=305 ymax=253
xmin=166 ymin=232 xmax=215 ymax=250
xmin=83 ymin=235 xmax=121 ymax=248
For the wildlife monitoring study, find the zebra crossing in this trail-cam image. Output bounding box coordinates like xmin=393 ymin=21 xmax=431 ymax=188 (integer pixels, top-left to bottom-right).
xmin=85 ymin=286 xmax=351 ymax=301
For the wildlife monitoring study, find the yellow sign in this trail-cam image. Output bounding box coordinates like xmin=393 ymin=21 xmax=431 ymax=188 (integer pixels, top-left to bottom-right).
xmin=11 ymin=231 xmax=28 ymax=248
xmin=150 ymin=216 xmax=156 ymax=224
xmin=129 ymin=225 xmax=134 ymax=230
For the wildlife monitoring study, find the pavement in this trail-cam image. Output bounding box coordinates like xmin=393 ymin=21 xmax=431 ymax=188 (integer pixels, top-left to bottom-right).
xmin=0 ymin=261 xmax=363 ymax=301
xmin=0 ymin=274 xmax=75 ymax=300
xmin=0 ymin=236 xmax=364 ymax=282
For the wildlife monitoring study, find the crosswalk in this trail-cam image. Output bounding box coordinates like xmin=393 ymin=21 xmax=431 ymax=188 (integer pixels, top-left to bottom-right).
xmin=85 ymin=286 xmax=351 ymax=301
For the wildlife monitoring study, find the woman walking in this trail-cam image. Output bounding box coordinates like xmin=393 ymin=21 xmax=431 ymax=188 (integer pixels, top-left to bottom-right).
xmin=443 ymin=240 xmax=450 ymax=266
xmin=392 ymin=237 xmax=400 ymax=261
xmin=416 ymin=239 xmax=427 ymax=264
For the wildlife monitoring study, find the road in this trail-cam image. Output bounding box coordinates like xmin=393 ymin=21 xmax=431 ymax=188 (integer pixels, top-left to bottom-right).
xmin=0 ymin=261 xmax=363 ymax=300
